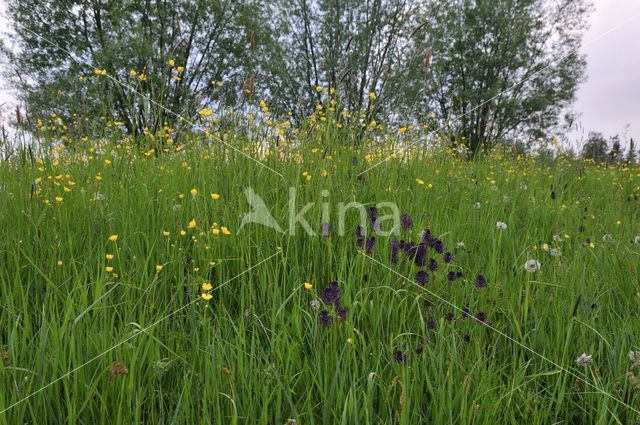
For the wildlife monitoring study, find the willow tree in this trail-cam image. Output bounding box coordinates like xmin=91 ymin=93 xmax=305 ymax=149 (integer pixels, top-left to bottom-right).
xmin=391 ymin=0 xmax=593 ymax=153
xmin=1 ymin=0 xmax=275 ymax=139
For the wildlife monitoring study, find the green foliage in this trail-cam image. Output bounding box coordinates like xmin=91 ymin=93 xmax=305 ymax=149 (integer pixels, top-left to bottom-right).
xmin=2 ymin=0 xmax=593 ymax=151
xmin=390 ymin=0 xmax=592 ymax=153
xmin=2 ymin=0 xmax=275 ymax=138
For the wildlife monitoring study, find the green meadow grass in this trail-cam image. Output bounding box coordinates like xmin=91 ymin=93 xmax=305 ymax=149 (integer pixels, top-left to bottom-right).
xmin=1 ymin=126 xmax=640 ymax=424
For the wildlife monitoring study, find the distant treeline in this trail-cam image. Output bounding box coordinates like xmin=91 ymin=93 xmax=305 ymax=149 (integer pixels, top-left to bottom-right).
xmin=2 ymin=0 xmax=593 ymax=152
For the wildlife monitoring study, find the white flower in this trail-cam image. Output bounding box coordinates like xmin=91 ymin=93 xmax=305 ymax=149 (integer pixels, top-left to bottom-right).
xmin=575 ymin=353 xmax=593 ymax=366
xmin=629 ymin=351 xmax=640 ymax=362
xmin=474 ymin=202 xmax=481 ymax=209
xmin=310 ymin=300 xmax=321 ymax=311
xmin=503 ymin=195 xmax=510 ymax=202
xmin=94 ymin=192 xmax=104 ymax=201
xmin=602 ymin=234 xmax=613 ymax=242
xmin=523 ymin=259 xmax=540 ymax=273
xmin=491 ymin=185 xmax=498 ymax=191
xmin=520 ymin=182 xmax=528 ymax=190
xmin=456 ymin=242 xmax=466 ymax=249
xmin=553 ymin=234 xmax=563 ymax=243
xmin=496 ymin=221 xmax=507 ymax=230
xmin=173 ymin=204 xmax=181 ymax=212
xmin=633 ymin=236 xmax=640 ymax=244
xmin=549 ymin=248 xmax=561 ymax=257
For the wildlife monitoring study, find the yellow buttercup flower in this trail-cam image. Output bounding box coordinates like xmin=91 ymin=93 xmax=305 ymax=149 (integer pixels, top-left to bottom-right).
xmin=106 ymin=254 xmax=114 ymax=260
xmin=156 ymin=265 xmax=163 ymax=271
xmin=201 ymin=293 xmax=213 ymax=301
xmin=210 ymin=193 xmax=220 ymax=199
xmin=188 ymin=219 xmax=196 ymax=229
xmin=163 ymin=231 xmax=170 ymax=236
xmin=202 ymin=283 xmax=213 ymax=291
xmin=108 ymin=234 xmax=118 ymax=242
xmin=304 ymin=282 xmax=313 ymax=290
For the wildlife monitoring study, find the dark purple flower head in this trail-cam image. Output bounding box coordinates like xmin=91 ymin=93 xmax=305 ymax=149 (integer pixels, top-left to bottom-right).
xmin=368 ymin=206 xmax=378 ymax=223
xmin=427 ymin=319 xmax=437 ymax=330
xmin=322 ymin=281 xmax=341 ymax=305
xmin=400 ymin=213 xmax=412 ymax=230
xmin=432 ymin=240 xmax=444 ymax=254
xmin=421 ymin=229 xmax=434 ymax=244
xmin=475 ymin=311 xmax=487 ymax=323
xmin=414 ymin=244 xmax=428 ymax=267
xmin=404 ymin=242 xmax=417 ymax=257
xmin=443 ymin=252 xmax=454 ymax=263
xmin=393 ymin=350 xmax=404 ymax=363
xmin=321 ymin=222 xmax=330 ymax=237
xmin=461 ymin=307 xmax=470 ymax=318
xmin=474 ymin=273 xmax=486 ymax=288
xmin=319 ymin=310 xmax=333 ymax=326
xmin=456 ymin=271 xmax=463 ymax=279
xmin=356 ymin=225 xmax=365 ymax=237
xmin=427 ymin=258 xmax=438 ymax=272
xmin=356 ymin=238 xmax=364 ymax=248
xmin=336 ymin=305 xmax=348 ymax=321
xmin=447 ymin=271 xmax=457 ymax=282
xmin=415 ymin=345 xmax=424 ymax=355
xmin=390 ymin=241 xmax=402 ymax=263
xmin=415 ymin=270 xmax=429 ymax=286
xmin=365 ymin=237 xmax=376 ymax=254
xmin=578 ymin=225 xmax=585 ymax=233
xmin=372 ymin=219 xmax=381 ymax=232
xmin=445 ymin=312 xmax=454 ymax=321
xmin=551 ymin=191 xmax=556 ymax=200
xmin=463 ymin=334 xmax=470 ymax=342
xmin=424 ymin=299 xmax=433 ymax=308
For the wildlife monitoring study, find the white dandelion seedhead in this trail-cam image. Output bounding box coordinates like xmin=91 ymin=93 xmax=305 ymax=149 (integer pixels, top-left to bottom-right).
xmin=629 ymin=350 xmax=640 ymax=362
xmin=310 ymin=300 xmax=321 ymax=311
xmin=575 ymin=353 xmax=593 ymax=367
xmin=496 ymin=221 xmax=507 ymax=230
xmin=172 ymin=204 xmax=181 ymax=212
xmin=523 ymin=259 xmax=540 ymax=273
xmin=474 ymin=202 xmax=481 ymax=209
xmin=456 ymin=241 xmax=466 ymax=249
xmin=633 ymin=235 xmax=640 ymax=244
xmin=549 ymin=248 xmax=561 ymax=257
xmin=602 ymin=234 xmax=613 ymax=242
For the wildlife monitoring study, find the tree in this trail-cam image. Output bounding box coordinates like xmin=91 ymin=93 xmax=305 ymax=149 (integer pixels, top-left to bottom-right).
xmin=1 ymin=0 xmax=276 ymax=141
xmin=608 ymin=134 xmax=623 ymax=163
xmin=581 ymin=131 xmax=607 ymax=163
xmin=390 ymin=0 xmax=592 ymax=153
xmin=268 ymin=0 xmax=411 ymax=120
xmin=627 ymin=138 xmax=637 ymax=165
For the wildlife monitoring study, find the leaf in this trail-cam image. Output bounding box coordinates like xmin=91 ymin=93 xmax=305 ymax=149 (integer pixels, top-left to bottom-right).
xmin=410 ymin=21 xmax=429 ymax=38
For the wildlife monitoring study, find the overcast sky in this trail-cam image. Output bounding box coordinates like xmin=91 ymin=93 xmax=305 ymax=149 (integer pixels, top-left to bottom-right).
xmin=1 ymin=0 xmax=640 ymax=147
xmin=571 ymin=0 xmax=640 ymax=146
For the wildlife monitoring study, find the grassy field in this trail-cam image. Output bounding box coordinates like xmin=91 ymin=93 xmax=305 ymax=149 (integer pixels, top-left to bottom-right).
xmin=1 ymin=107 xmax=640 ymax=424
